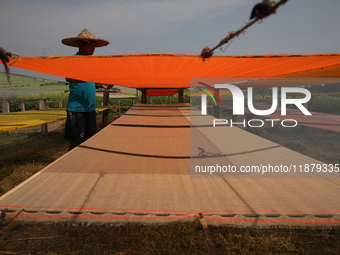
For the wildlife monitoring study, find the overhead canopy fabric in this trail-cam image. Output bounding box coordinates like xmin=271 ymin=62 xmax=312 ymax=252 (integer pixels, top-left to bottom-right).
xmin=6 ymin=53 xmax=340 ymax=89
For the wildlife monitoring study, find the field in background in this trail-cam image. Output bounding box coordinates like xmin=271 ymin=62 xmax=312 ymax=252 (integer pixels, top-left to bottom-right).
xmin=0 ymin=71 xmax=68 ymax=93
xmin=0 ymin=72 xmax=191 ymax=113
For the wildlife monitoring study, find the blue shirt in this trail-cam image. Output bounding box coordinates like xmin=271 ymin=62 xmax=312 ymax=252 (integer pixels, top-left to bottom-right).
xmin=67 ymin=53 xmax=96 ymax=112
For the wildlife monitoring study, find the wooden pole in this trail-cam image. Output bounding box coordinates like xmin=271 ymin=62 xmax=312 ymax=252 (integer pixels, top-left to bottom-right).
xmin=118 ymin=99 xmax=121 ymax=116
xmin=178 ymin=89 xmax=184 ymax=103
xmin=20 ymin=102 xmax=26 ymax=112
xmin=1 ymin=100 xmax=10 ymax=134
xmin=102 ymin=91 xmax=110 ymax=127
xmin=1 ymin=100 xmax=10 ymax=113
xmin=141 ymin=89 xmax=147 ymax=104
xmin=39 ymin=99 xmax=48 ymax=133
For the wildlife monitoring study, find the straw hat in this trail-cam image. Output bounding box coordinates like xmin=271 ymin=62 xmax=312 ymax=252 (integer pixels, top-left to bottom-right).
xmin=62 ymin=28 xmax=109 ymax=47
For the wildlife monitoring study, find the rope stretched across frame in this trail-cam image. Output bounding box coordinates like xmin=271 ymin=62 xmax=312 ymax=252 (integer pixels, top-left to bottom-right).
xmin=201 ymin=0 xmax=290 ymax=61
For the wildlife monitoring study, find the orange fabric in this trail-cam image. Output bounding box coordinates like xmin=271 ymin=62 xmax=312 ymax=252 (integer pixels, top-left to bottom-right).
xmin=7 ymin=53 xmax=340 ymax=88
xmin=275 ymin=64 xmax=340 ymax=78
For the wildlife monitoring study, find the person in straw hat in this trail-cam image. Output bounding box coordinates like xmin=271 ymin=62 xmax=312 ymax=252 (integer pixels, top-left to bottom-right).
xmin=62 ymin=28 xmax=113 ymax=151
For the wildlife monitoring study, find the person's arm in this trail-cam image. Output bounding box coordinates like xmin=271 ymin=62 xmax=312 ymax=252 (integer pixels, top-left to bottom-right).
xmin=96 ymin=83 xmax=114 ymax=89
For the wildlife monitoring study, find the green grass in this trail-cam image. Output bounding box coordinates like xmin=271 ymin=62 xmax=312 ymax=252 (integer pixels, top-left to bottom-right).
xmin=310 ymin=95 xmax=340 ymax=114
xmin=0 ymin=71 xmax=68 ymax=92
xmin=0 ymin=221 xmax=339 ymax=254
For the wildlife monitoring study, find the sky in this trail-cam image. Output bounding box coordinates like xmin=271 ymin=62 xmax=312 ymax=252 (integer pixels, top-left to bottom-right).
xmin=1 ymin=0 xmax=340 ymax=81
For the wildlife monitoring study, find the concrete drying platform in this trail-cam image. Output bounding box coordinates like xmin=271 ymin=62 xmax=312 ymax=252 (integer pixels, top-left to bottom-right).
xmin=0 ymin=104 xmax=339 ymax=228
